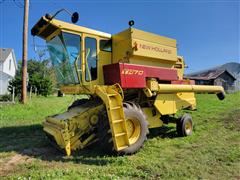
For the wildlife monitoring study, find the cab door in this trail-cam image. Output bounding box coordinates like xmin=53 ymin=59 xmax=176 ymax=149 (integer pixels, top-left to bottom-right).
xmin=82 ymin=34 xmax=99 ymax=85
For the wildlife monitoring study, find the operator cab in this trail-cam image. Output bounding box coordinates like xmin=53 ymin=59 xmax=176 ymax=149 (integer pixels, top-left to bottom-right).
xmin=31 ymin=16 xmax=112 ymax=87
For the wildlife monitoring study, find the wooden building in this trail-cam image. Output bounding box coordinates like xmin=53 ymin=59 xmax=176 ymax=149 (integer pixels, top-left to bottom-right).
xmin=186 ymin=69 xmax=236 ymax=91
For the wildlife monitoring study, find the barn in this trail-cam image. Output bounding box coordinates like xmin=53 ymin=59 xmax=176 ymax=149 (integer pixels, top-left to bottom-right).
xmin=186 ymin=68 xmax=236 ymax=92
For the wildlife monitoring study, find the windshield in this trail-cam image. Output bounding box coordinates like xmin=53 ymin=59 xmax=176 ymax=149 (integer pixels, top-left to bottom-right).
xmin=46 ymin=32 xmax=81 ymax=85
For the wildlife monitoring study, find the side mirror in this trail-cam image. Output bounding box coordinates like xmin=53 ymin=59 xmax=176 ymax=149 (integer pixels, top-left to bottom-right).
xmin=45 ymin=9 xmax=79 ymax=24
xmin=71 ymin=12 xmax=79 ymax=24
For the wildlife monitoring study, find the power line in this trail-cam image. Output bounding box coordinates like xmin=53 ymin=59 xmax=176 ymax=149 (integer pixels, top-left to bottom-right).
xmin=13 ymin=0 xmax=24 ymax=8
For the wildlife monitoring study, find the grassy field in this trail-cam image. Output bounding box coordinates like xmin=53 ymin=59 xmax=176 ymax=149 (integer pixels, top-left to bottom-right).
xmin=0 ymin=92 xmax=239 ymax=179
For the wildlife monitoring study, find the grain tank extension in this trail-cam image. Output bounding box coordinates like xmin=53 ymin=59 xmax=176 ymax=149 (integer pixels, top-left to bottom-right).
xmin=31 ymin=12 xmax=225 ymax=156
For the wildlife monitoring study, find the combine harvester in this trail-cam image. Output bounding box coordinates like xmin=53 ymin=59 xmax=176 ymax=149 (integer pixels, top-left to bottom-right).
xmin=31 ymin=10 xmax=225 ymax=156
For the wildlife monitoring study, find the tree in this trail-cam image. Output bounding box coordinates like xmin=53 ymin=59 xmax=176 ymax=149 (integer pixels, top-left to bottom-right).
xmin=8 ymin=59 xmax=54 ymax=97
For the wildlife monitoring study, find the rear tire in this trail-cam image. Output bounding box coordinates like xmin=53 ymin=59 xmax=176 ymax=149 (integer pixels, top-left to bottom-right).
xmin=119 ymin=102 xmax=149 ymax=155
xmin=176 ymin=114 xmax=193 ymax=137
xmin=97 ymin=102 xmax=149 ymax=155
xmin=97 ymin=110 xmax=114 ymax=154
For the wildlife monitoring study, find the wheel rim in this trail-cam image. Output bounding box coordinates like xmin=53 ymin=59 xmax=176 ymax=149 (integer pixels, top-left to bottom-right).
xmin=185 ymin=121 xmax=192 ymax=135
xmin=126 ymin=117 xmax=141 ymax=145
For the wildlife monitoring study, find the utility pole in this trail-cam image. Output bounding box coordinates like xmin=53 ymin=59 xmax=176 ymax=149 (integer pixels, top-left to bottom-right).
xmin=21 ymin=0 xmax=29 ymax=104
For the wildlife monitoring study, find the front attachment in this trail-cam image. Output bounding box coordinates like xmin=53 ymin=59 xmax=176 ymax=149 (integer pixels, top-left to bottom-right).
xmin=43 ymin=99 xmax=103 ymax=156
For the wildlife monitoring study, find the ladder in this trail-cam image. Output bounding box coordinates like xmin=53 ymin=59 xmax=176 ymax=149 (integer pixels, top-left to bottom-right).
xmin=96 ymin=85 xmax=130 ymax=151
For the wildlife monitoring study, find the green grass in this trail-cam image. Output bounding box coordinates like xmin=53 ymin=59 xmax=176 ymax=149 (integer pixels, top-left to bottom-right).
xmin=0 ymin=93 xmax=239 ymax=179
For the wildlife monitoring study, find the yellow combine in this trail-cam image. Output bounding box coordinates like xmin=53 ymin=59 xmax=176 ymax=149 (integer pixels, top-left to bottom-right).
xmin=31 ymin=11 xmax=225 ymax=156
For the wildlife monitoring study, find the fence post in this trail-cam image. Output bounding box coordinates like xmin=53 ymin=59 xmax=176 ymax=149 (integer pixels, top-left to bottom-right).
xmin=12 ymin=87 xmax=15 ymax=103
xmin=30 ymin=86 xmax=32 ymax=101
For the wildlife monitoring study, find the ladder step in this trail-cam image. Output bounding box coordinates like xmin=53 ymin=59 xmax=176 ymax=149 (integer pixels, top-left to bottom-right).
xmin=110 ymin=106 xmax=121 ymax=110
xmin=107 ymin=93 xmax=117 ymax=97
xmin=112 ymin=119 xmax=124 ymax=123
xmin=115 ymin=132 xmax=126 ymax=137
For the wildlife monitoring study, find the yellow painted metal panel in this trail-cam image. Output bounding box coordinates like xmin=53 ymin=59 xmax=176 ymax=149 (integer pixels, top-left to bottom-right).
xmin=175 ymin=92 xmax=196 ymax=110
xmin=112 ymin=29 xmax=132 ymax=64
xmin=154 ymin=92 xmax=197 ymax=115
xmin=112 ymin=28 xmax=177 ymax=65
xmin=142 ymin=107 xmax=163 ymax=128
xmin=98 ymin=49 xmax=111 ymax=84
xmin=131 ymin=28 xmax=176 ymax=47
xmin=174 ymin=56 xmax=185 ymax=80
xmin=154 ymin=94 xmax=176 ymax=115
xmin=132 ymin=39 xmax=177 ymax=62
xmin=51 ymin=18 xmax=111 ymax=38
xmin=147 ymin=79 xmax=159 ymax=91
xmin=129 ymin=56 xmax=174 ymax=68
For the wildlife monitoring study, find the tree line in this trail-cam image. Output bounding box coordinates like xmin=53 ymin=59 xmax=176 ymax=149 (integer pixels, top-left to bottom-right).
xmin=8 ymin=59 xmax=57 ymax=97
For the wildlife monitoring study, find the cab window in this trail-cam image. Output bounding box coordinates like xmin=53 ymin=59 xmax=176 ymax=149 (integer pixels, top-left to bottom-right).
xmin=100 ymin=39 xmax=112 ymax=52
xmin=85 ymin=37 xmax=97 ymax=81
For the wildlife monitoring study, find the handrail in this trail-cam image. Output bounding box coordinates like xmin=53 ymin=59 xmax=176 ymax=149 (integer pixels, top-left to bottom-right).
xmin=85 ymin=48 xmax=92 ymax=82
xmin=74 ymin=54 xmax=82 ymax=84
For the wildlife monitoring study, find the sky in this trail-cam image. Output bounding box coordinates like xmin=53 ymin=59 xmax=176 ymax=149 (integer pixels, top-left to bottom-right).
xmin=0 ymin=0 xmax=239 ymax=73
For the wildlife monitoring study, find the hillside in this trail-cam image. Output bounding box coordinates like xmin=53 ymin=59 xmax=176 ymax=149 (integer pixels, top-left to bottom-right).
xmin=221 ymin=62 xmax=240 ymax=75
xmin=188 ymin=62 xmax=240 ymax=76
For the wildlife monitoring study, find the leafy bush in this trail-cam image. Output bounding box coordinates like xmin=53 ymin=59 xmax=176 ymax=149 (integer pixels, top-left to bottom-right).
xmin=0 ymin=94 xmax=12 ymax=101
xmin=8 ymin=59 xmax=54 ymax=97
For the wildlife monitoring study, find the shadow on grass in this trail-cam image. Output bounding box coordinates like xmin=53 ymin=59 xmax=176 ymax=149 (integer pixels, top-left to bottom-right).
xmin=148 ymin=125 xmax=178 ymax=139
xmin=0 ymin=124 xmax=108 ymax=165
xmin=0 ymin=124 xmax=178 ymax=166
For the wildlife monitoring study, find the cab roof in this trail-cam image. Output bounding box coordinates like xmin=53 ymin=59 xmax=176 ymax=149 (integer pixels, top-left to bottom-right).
xmin=31 ymin=16 xmax=111 ymax=40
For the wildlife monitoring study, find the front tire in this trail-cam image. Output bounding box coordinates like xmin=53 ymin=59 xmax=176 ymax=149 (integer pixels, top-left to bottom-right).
xmin=176 ymin=114 xmax=193 ymax=137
